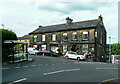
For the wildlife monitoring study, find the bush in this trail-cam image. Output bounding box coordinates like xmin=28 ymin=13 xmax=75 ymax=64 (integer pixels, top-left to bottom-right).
xmin=0 ymin=29 xmax=17 ymax=62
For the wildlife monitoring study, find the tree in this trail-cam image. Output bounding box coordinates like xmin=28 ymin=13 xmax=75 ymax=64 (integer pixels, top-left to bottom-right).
xmin=1 ymin=29 xmax=17 ymax=43
xmin=0 ymin=29 xmax=17 ymax=62
xmin=114 ymin=49 xmax=120 ymax=55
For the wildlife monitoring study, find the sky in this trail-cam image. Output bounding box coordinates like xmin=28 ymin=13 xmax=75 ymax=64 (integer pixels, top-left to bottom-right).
xmin=0 ymin=0 xmax=119 ymax=44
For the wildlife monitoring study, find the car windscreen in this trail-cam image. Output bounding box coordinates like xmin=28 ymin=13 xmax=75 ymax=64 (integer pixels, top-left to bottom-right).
xmin=68 ymin=52 xmax=76 ymax=55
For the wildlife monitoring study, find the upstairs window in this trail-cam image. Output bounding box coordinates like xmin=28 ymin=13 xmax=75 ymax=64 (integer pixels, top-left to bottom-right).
xmin=63 ymin=33 xmax=67 ymax=41
xmin=82 ymin=32 xmax=88 ymax=40
xmin=52 ymin=34 xmax=56 ymax=41
xmin=73 ymin=32 xmax=77 ymax=40
xmin=42 ymin=35 xmax=46 ymax=42
xmin=33 ymin=35 xmax=37 ymax=42
xmin=95 ymin=31 xmax=97 ymax=38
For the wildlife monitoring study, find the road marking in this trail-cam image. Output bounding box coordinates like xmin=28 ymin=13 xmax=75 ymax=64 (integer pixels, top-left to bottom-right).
xmin=65 ymin=68 xmax=80 ymax=72
xmin=100 ymin=78 xmax=118 ymax=84
xmin=23 ymin=66 xmax=28 ymax=68
xmin=44 ymin=70 xmax=64 ymax=75
xmin=74 ymin=62 xmax=107 ymax=64
xmin=96 ymin=68 xmax=120 ymax=69
xmin=44 ymin=68 xmax=80 ymax=75
xmin=45 ymin=64 xmax=48 ymax=66
xmin=52 ymin=64 xmax=55 ymax=65
xmin=2 ymin=67 xmax=10 ymax=70
xmin=38 ymin=64 xmax=43 ymax=66
xmin=31 ymin=65 xmax=36 ymax=67
xmin=8 ymin=78 xmax=27 ymax=84
xmin=15 ymin=67 xmax=20 ymax=69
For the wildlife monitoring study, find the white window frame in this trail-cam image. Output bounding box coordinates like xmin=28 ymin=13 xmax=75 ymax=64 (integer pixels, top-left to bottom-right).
xmin=83 ymin=45 xmax=88 ymax=53
xmin=82 ymin=32 xmax=88 ymax=40
xmin=95 ymin=31 xmax=97 ymax=38
xmin=73 ymin=32 xmax=77 ymax=40
xmin=63 ymin=33 xmax=67 ymax=41
xmin=63 ymin=45 xmax=67 ymax=52
xmin=52 ymin=34 xmax=56 ymax=41
xmin=34 ymin=35 xmax=37 ymax=42
xmin=42 ymin=35 xmax=46 ymax=42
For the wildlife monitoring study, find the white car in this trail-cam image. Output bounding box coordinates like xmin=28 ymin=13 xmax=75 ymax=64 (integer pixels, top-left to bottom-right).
xmin=28 ymin=47 xmax=39 ymax=55
xmin=64 ymin=51 xmax=86 ymax=61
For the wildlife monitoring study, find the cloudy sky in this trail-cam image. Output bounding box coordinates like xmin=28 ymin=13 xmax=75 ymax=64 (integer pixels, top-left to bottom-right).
xmin=0 ymin=0 xmax=119 ymax=44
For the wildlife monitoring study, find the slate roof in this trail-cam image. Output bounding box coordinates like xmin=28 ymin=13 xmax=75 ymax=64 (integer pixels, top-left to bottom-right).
xmin=29 ymin=19 xmax=100 ymax=35
xmin=17 ymin=35 xmax=30 ymax=40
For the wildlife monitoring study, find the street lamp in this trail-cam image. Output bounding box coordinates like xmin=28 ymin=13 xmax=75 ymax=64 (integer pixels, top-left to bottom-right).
xmin=109 ymin=37 xmax=111 ymax=63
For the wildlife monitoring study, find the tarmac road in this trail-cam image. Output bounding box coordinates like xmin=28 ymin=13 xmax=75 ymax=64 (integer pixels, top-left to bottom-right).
xmin=2 ymin=55 xmax=119 ymax=84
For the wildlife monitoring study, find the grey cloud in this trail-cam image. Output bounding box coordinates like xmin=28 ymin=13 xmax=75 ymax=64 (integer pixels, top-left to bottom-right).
xmin=36 ymin=2 xmax=112 ymax=14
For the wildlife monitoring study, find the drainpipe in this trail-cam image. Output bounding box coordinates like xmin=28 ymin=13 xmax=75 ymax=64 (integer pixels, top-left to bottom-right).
xmin=109 ymin=37 xmax=111 ymax=63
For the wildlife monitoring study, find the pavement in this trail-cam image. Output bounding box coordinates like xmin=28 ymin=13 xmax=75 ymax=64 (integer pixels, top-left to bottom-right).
xmin=2 ymin=55 xmax=119 ymax=84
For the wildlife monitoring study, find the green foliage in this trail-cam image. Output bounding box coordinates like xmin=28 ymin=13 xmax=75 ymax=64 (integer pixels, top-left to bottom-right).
xmin=0 ymin=29 xmax=17 ymax=62
xmin=114 ymin=49 xmax=120 ymax=55
xmin=0 ymin=29 xmax=17 ymax=43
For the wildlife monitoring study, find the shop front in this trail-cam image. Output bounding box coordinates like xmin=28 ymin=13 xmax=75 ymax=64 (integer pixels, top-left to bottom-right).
xmin=4 ymin=40 xmax=28 ymax=63
xmin=50 ymin=44 xmax=58 ymax=53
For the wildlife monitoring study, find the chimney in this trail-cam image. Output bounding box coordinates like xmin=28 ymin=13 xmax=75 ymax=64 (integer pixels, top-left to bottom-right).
xmin=66 ymin=17 xmax=73 ymax=24
xmin=98 ymin=15 xmax=103 ymax=21
xmin=39 ymin=25 xmax=42 ymax=28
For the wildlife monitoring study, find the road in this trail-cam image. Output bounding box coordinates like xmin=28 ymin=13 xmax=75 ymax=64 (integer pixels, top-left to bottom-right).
xmin=2 ymin=55 xmax=119 ymax=84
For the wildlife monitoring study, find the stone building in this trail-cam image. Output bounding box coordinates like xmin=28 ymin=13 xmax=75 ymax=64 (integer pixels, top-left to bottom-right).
xmin=29 ymin=15 xmax=107 ymax=61
xmin=17 ymin=35 xmax=30 ymax=47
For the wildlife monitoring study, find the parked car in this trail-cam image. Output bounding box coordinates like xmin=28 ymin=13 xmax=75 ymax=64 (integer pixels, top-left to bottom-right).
xmin=28 ymin=47 xmax=40 ymax=55
xmin=43 ymin=50 xmax=58 ymax=56
xmin=64 ymin=51 xmax=86 ymax=61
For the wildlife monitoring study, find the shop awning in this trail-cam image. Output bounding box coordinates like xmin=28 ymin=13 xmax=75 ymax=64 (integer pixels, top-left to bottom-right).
xmin=4 ymin=40 xmax=28 ymax=44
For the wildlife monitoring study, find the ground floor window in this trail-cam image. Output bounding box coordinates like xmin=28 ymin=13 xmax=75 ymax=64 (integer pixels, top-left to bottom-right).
xmin=42 ymin=45 xmax=46 ymax=51
xmin=63 ymin=45 xmax=67 ymax=52
xmin=51 ymin=46 xmax=58 ymax=53
xmin=83 ymin=44 xmax=88 ymax=53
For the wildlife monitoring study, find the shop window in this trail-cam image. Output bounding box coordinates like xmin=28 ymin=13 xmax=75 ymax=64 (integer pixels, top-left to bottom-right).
xmin=34 ymin=35 xmax=37 ymax=42
xmin=63 ymin=45 xmax=67 ymax=52
xmin=73 ymin=32 xmax=77 ymax=40
xmin=42 ymin=45 xmax=46 ymax=51
xmin=82 ymin=32 xmax=88 ymax=40
xmin=42 ymin=35 xmax=46 ymax=41
xmin=83 ymin=45 xmax=88 ymax=53
xmin=52 ymin=34 xmax=56 ymax=41
xmin=63 ymin=33 xmax=67 ymax=41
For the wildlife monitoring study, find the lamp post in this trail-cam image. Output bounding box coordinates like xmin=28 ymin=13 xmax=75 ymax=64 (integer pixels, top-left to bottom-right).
xmin=109 ymin=37 xmax=111 ymax=63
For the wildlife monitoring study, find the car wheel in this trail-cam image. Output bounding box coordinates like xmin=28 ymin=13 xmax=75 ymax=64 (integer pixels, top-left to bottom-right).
xmin=65 ymin=56 xmax=69 ymax=59
xmin=77 ymin=57 xmax=81 ymax=61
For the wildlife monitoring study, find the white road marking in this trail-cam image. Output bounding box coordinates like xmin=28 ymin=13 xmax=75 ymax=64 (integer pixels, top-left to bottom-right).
xmin=8 ymin=78 xmax=27 ymax=84
xmin=52 ymin=64 xmax=55 ymax=65
xmin=74 ymin=62 xmax=107 ymax=64
xmin=2 ymin=67 xmax=10 ymax=70
xmin=65 ymin=68 xmax=80 ymax=72
xmin=23 ymin=66 xmax=28 ymax=68
xmin=96 ymin=68 xmax=120 ymax=69
xmin=31 ymin=65 xmax=36 ymax=67
xmin=44 ymin=68 xmax=80 ymax=75
xmin=44 ymin=70 xmax=64 ymax=75
xmin=45 ymin=64 xmax=48 ymax=66
xmin=15 ymin=67 xmax=20 ymax=69
xmin=38 ymin=64 xmax=43 ymax=66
